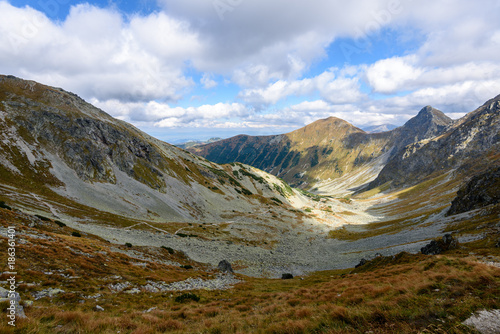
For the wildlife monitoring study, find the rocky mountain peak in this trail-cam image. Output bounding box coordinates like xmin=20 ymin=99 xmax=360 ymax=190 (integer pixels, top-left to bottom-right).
xmin=405 ymin=105 xmax=452 ymax=129
xmin=388 ymin=105 xmax=453 ymax=152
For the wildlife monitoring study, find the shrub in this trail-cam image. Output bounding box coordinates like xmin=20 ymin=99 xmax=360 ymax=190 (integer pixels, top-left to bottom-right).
xmin=0 ymin=201 xmax=12 ymax=210
xmin=177 ymin=233 xmax=197 ymax=238
xmin=161 ymin=246 xmax=174 ymax=254
xmin=71 ymin=231 xmax=81 ymax=237
xmin=175 ymin=292 xmax=200 ymax=303
xmin=35 ymin=214 xmax=51 ymax=221
xmin=125 ymin=242 xmax=132 ymax=248
xmin=271 ymin=197 xmax=283 ymax=204
xmin=54 ymin=220 xmax=66 ymax=227
xmin=240 ymin=188 xmax=253 ymax=196
xmin=180 ymin=265 xmax=193 ymax=270
xmin=304 ymin=208 xmax=312 ymax=213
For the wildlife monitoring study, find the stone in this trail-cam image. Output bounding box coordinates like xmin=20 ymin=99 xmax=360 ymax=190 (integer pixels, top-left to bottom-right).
xmin=355 ymin=258 xmax=368 ymax=268
xmin=421 ymin=234 xmax=458 ymax=255
xmin=142 ymin=284 xmax=159 ymax=293
xmin=217 ymin=260 xmax=233 ymax=273
xmin=125 ymin=288 xmax=141 ymax=294
xmin=281 ymin=273 xmax=293 ymax=279
xmin=95 ymin=305 xmax=104 ymax=311
xmin=0 ymin=287 xmax=8 ymax=298
xmin=463 ymin=309 xmax=500 ymax=334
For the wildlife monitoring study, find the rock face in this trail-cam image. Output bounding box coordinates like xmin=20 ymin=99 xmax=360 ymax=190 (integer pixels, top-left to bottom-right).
xmin=217 ymin=260 xmax=234 ymax=273
xmin=189 ymin=107 xmax=452 ymax=188
xmin=421 ymin=234 xmax=458 ymax=255
xmin=447 ymin=166 xmax=500 ymax=216
xmin=369 ymin=96 xmax=500 ymax=189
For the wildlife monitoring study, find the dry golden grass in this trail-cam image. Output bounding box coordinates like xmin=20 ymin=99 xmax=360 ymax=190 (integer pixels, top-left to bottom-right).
xmin=0 ymin=207 xmax=499 ymax=333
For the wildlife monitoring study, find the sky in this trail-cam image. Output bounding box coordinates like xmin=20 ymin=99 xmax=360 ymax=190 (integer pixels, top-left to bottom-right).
xmin=1 ymin=0 xmax=499 ymax=143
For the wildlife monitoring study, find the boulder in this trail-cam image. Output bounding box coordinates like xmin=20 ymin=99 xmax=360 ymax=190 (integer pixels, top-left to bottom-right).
xmin=217 ymin=260 xmax=233 ymax=273
xmin=421 ymin=234 xmax=458 ymax=255
xmin=355 ymin=258 xmax=368 ymax=268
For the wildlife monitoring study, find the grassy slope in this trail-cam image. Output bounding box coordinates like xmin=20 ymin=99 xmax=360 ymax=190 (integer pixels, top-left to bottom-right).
xmin=328 ymin=169 xmax=500 ymax=245
xmin=1 ymin=207 xmax=499 ymax=333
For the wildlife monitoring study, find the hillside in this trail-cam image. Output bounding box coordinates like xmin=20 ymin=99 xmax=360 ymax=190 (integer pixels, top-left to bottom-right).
xmin=0 ymin=75 xmax=313 ymax=224
xmin=175 ymin=137 xmax=223 ymax=149
xmin=189 ymin=107 xmax=453 ymax=189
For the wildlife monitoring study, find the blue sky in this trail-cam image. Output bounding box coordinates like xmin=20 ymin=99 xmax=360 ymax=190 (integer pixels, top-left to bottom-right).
xmin=1 ymin=0 xmax=499 ymax=142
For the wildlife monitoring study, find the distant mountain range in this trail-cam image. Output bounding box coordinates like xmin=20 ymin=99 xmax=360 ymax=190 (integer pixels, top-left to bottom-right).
xmin=361 ymin=123 xmax=398 ymax=133
xmin=175 ymin=137 xmax=223 ymax=149
xmin=188 ymin=106 xmax=454 ymax=189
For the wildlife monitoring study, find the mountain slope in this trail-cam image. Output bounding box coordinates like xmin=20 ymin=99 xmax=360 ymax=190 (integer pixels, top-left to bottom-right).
xmin=369 ymin=96 xmax=500 ymax=190
xmin=0 ymin=75 xmax=311 ymax=225
xmin=189 ymin=107 xmax=453 ymax=189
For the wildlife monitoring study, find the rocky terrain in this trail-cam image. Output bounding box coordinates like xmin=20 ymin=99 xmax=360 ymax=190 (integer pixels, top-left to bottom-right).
xmin=1 ymin=75 xmax=499 ymax=278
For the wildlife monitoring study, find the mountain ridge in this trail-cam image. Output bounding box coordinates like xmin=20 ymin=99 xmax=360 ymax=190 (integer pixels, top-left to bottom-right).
xmin=189 ymin=105 xmax=454 ymax=189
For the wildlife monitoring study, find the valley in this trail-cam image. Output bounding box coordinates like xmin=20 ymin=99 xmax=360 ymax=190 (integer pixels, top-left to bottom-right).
xmin=0 ymin=75 xmax=499 ymax=333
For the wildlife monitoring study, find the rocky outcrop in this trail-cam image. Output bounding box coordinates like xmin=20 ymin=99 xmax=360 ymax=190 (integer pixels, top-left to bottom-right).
xmin=355 ymin=258 xmax=368 ymax=268
xmin=421 ymin=234 xmax=458 ymax=255
xmin=0 ymin=286 xmax=26 ymax=319
xmin=217 ymin=260 xmax=234 ymax=273
xmin=463 ymin=309 xmax=500 ymax=334
xmin=447 ymin=166 xmax=500 ymax=216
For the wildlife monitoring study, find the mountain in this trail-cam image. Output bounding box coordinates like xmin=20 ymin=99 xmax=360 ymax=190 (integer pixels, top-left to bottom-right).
xmin=176 ymin=137 xmax=223 ymax=149
xmin=0 ymin=75 xmax=311 ymax=226
xmin=188 ymin=107 xmax=453 ymax=189
xmin=362 ymin=123 xmax=398 ymax=133
xmin=369 ymin=97 xmax=500 ymax=190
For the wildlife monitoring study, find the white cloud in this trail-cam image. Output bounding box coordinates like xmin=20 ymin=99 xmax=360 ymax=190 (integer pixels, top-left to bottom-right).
xmin=92 ymin=99 xmax=251 ymax=128
xmin=200 ymin=73 xmax=218 ymax=89
xmin=366 ymin=56 xmax=423 ymax=94
xmin=1 ymin=0 xmax=499 ymax=138
xmin=239 ymin=69 xmax=364 ymax=106
xmin=0 ymin=2 xmax=196 ymax=102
